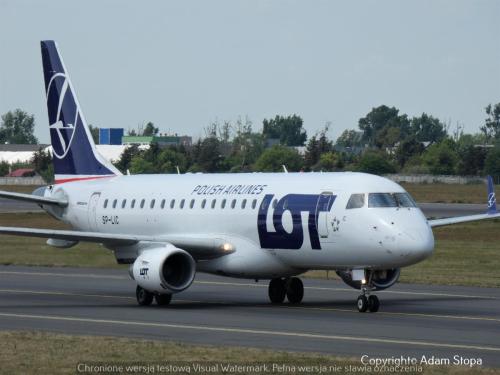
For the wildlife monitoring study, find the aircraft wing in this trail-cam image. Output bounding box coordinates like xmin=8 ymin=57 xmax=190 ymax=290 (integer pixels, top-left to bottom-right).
xmin=0 ymin=226 xmax=234 ymax=259
xmin=428 ymin=212 xmax=500 ymax=227
xmin=428 ymin=175 xmax=500 ymax=228
xmin=0 ymin=189 xmax=67 ymax=207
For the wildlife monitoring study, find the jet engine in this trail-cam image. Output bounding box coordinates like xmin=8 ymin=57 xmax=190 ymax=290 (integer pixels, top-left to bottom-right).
xmin=336 ymin=269 xmax=400 ymax=291
xmin=131 ymin=244 xmax=196 ymax=294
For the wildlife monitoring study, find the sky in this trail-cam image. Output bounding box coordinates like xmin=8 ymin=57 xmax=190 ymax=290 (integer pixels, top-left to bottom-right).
xmin=0 ymin=0 xmax=499 ymax=144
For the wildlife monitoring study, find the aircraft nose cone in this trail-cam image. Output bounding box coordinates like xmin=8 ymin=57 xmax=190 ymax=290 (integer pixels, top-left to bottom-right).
xmin=397 ymin=220 xmax=434 ymax=264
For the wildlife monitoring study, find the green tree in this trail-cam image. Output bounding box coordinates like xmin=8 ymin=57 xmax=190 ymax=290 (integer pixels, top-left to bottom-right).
xmin=228 ymin=117 xmax=264 ymax=172
xmin=191 ymin=137 xmax=224 ymax=172
xmin=304 ymin=125 xmax=333 ymax=170
xmin=143 ymin=122 xmax=159 ymax=136
xmin=484 ymin=147 xmax=500 ymax=179
xmin=422 ymin=140 xmax=458 ymax=175
xmin=129 ymin=156 xmax=156 ymax=174
xmin=114 ymin=144 xmax=141 ymax=173
xmin=335 ymin=129 xmax=363 ymax=149
xmin=480 ymin=103 xmax=500 ymax=140
xmin=253 ymin=145 xmax=303 ymax=172
xmin=0 ymin=109 xmax=38 ymax=144
xmin=156 ymin=147 xmax=188 ymax=173
xmin=456 ymin=145 xmax=487 ymax=176
xmin=394 ymin=138 xmax=425 ymax=167
xmin=31 ymin=147 xmax=54 ymax=182
xmin=358 ymin=105 xmax=409 ymax=148
xmin=0 ymin=161 xmax=9 ymax=176
xmin=357 ymin=151 xmax=396 ymax=175
xmin=88 ymin=124 xmax=100 ymax=144
xmin=411 ymin=113 xmax=447 ymax=144
xmin=262 ymin=115 xmax=307 ymax=146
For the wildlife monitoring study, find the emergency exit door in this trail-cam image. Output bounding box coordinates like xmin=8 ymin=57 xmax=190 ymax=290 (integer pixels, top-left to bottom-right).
xmin=88 ymin=192 xmax=100 ymax=231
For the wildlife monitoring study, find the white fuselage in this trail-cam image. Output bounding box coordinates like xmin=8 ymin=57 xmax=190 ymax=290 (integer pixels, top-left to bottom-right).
xmin=47 ymin=172 xmax=434 ymax=279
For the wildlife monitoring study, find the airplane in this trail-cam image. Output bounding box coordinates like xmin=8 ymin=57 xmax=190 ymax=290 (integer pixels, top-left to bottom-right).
xmin=0 ymin=40 xmax=498 ymax=313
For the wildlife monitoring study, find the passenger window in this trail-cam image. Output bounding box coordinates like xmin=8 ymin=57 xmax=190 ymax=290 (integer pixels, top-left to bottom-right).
xmin=211 ymin=199 xmax=216 ymax=209
xmin=161 ymin=199 xmax=166 ymax=209
xmin=346 ymin=194 xmax=365 ymax=209
xmin=170 ymin=199 xmax=175 ymax=209
xmin=103 ymin=199 xmax=108 ymax=208
xmin=180 ymin=199 xmax=185 ymax=209
xmin=112 ymin=199 xmax=117 ymax=209
xmin=201 ymin=199 xmax=206 ymax=209
xmin=231 ymin=199 xmax=236 ymax=209
xmin=221 ymin=199 xmax=226 ymax=209
xmin=241 ymin=199 xmax=247 ymax=209
xmin=252 ymin=199 xmax=257 ymax=209
xmin=150 ymin=199 xmax=155 ymax=209
xmin=190 ymin=199 xmax=195 ymax=209
xmin=131 ymin=199 xmax=136 ymax=209
xmin=121 ymin=199 xmax=126 ymax=209
xmin=368 ymin=193 xmax=398 ymax=208
xmin=140 ymin=199 xmax=145 ymax=209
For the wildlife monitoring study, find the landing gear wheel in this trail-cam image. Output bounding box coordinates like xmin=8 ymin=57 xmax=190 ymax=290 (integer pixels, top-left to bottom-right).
xmin=155 ymin=293 xmax=172 ymax=306
xmin=286 ymin=277 xmax=304 ymax=304
xmin=268 ymin=278 xmax=286 ymax=304
xmin=136 ymin=285 xmax=154 ymax=306
xmin=368 ymin=295 xmax=379 ymax=313
xmin=357 ymin=295 xmax=368 ymax=312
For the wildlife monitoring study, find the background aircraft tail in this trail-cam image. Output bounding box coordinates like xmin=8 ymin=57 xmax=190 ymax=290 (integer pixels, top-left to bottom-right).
xmin=40 ymin=40 xmax=121 ymax=184
xmin=487 ymin=175 xmax=497 ymax=214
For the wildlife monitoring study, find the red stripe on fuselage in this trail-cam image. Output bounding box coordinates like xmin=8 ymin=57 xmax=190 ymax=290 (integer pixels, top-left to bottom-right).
xmin=54 ymin=175 xmax=115 ymax=184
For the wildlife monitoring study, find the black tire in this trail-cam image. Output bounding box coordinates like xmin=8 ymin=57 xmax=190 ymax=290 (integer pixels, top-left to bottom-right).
xmin=136 ymin=285 xmax=154 ymax=306
xmin=357 ymin=295 xmax=368 ymax=312
xmin=268 ymin=278 xmax=286 ymax=304
xmin=286 ymin=277 xmax=304 ymax=304
xmin=155 ymin=293 xmax=172 ymax=306
xmin=368 ymin=295 xmax=380 ymax=313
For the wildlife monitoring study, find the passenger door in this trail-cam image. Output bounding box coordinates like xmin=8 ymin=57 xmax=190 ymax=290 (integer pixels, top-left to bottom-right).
xmin=316 ymin=192 xmax=334 ymax=242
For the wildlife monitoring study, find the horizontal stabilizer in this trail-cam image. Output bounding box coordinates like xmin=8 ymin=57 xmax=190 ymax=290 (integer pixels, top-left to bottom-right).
xmin=0 ymin=190 xmax=67 ymax=207
xmin=428 ymin=212 xmax=500 ymax=227
xmin=428 ymin=175 xmax=500 ymax=227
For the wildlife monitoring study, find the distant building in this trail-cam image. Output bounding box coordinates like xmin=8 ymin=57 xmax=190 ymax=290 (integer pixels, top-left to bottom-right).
xmin=99 ymin=128 xmax=124 ymax=145
xmin=7 ymin=168 xmax=36 ymax=177
xmin=122 ymin=135 xmax=192 ymax=147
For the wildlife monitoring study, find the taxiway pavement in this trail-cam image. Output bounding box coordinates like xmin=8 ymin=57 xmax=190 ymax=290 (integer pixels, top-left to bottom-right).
xmin=0 ymin=266 xmax=499 ymax=367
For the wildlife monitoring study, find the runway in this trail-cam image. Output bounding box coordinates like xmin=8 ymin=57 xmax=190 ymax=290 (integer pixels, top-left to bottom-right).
xmin=0 ymin=266 xmax=499 ymax=367
xmin=0 ymin=198 xmax=41 ymax=212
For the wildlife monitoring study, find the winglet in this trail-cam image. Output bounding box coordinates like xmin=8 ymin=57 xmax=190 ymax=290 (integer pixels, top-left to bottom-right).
xmin=487 ymin=175 xmax=497 ymax=214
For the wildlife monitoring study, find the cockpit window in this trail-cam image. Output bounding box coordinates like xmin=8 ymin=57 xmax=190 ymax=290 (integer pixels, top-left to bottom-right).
xmin=368 ymin=192 xmax=417 ymax=208
xmin=368 ymin=193 xmax=398 ymax=208
xmin=394 ymin=193 xmax=417 ymax=208
xmin=346 ymin=194 xmax=365 ymax=209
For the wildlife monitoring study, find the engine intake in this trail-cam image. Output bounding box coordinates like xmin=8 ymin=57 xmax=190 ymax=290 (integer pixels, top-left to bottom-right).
xmin=132 ymin=244 xmax=196 ymax=293
xmin=336 ymin=269 xmax=400 ymax=291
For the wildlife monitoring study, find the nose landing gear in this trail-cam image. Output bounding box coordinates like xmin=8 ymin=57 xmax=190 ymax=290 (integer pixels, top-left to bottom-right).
xmin=357 ymin=285 xmax=380 ymax=313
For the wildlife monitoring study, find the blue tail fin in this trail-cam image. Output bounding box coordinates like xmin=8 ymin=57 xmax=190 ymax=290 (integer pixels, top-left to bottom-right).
xmin=41 ymin=40 xmax=121 ymax=183
xmin=487 ymin=175 xmax=497 ymax=214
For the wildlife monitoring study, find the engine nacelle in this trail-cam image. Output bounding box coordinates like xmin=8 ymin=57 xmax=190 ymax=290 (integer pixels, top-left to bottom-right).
xmin=132 ymin=244 xmax=196 ymax=294
xmin=336 ymin=269 xmax=400 ymax=291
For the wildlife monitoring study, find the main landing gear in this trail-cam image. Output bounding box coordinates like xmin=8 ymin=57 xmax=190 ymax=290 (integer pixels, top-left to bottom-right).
xmin=268 ymin=277 xmax=304 ymax=304
xmin=136 ymin=285 xmax=172 ymax=306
